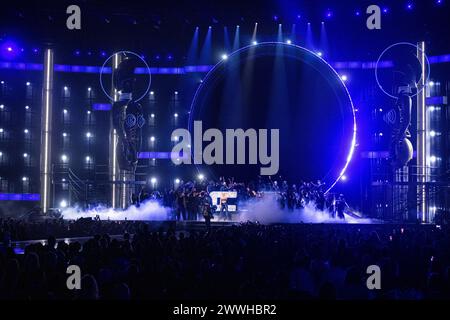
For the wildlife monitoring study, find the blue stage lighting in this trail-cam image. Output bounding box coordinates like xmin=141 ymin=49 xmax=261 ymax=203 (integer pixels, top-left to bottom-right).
xmin=252 ymin=40 xmax=258 ymax=45
xmin=221 ymin=53 xmax=228 ymax=60
xmin=286 ymin=39 xmax=292 ymax=44
xmin=406 ymin=3 xmax=413 ymax=10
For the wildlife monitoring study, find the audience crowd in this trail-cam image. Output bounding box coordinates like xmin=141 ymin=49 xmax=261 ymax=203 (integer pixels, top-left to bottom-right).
xmin=1 ymin=220 xmax=450 ymax=300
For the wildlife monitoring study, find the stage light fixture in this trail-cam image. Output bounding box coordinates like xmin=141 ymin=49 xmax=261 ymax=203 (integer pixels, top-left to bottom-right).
xmin=286 ymin=39 xmax=292 ymax=44
xmin=379 ymin=132 xmax=383 ymax=137
xmin=26 ymin=82 xmax=31 ymax=86
xmin=0 ymin=152 xmax=2 ymax=156
xmin=87 ymin=110 xmax=91 ymax=114
xmin=60 ymin=200 xmax=68 ymax=208
xmin=63 ymin=109 xmax=68 ymax=114
xmin=25 ymin=105 xmax=29 ymax=110
xmin=0 ymin=128 xmax=3 ymax=133
xmin=150 ymin=113 xmax=155 ymax=118
xmin=197 ymin=174 xmax=205 ymax=181
xmin=150 ymin=136 xmax=155 ymax=142
xmin=0 ymin=105 xmax=3 ymax=109
xmin=62 ymin=132 xmax=67 ymax=137
xmin=0 ymin=81 xmax=4 ymax=84
xmin=173 ymin=136 xmax=179 ymax=142
xmin=430 ymin=130 xmax=436 ymax=137
xmin=341 ymin=175 xmax=347 ymax=181
xmin=406 ymin=3 xmax=413 ymax=10
xmin=174 ymin=91 xmax=178 ymax=95
xmin=64 ymin=86 xmax=68 ymax=90
xmin=7 ymin=47 xmax=12 ymax=52
xmin=88 ymin=87 xmax=92 ymax=91
xmin=150 ymin=177 xmax=157 ymax=184
xmin=61 ymin=154 xmax=68 ymax=162
xmin=24 ymin=129 xmax=29 ymax=134
xmin=86 ymin=156 xmax=91 ymax=162
xmin=22 ymin=176 xmax=28 ymax=182
xmin=430 ymin=155 xmax=437 ymax=163
xmin=428 ymin=81 xmax=435 ymax=87
xmin=86 ymin=132 xmax=92 ymax=138
xmin=379 ymin=108 xmax=383 ymax=112
xmin=175 ymin=178 xmax=180 ymax=184
xmin=252 ymin=41 xmax=258 ymax=45
xmin=221 ymin=53 xmax=228 ymax=60
xmin=23 ymin=153 xmax=28 ymax=158
xmin=150 ymin=91 xmax=154 ymax=95
xmin=340 ymin=74 xmax=348 ymax=81
xmin=316 ymin=51 xmax=323 ymax=57
xmin=174 ymin=113 xmax=178 ymax=118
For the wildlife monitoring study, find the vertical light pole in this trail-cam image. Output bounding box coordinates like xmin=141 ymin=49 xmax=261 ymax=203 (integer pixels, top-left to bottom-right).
xmin=417 ymin=41 xmax=427 ymax=222
xmin=40 ymin=48 xmax=54 ymax=213
xmin=110 ymin=53 xmax=121 ymax=209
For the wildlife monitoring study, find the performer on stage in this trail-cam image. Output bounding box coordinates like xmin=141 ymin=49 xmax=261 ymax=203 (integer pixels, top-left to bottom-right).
xmin=112 ymin=56 xmax=145 ymax=173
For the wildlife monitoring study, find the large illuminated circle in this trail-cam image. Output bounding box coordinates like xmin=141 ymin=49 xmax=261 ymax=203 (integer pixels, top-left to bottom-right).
xmin=188 ymin=42 xmax=356 ymax=193
xmin=99 ymin=50 xmax=151 ymax=102
xmin=375 ymin=42 xmax=430 ymax=99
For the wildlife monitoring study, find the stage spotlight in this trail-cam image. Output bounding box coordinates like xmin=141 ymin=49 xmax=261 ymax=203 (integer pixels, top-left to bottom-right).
xmin=382 ymin=7 xmax=389 ymax=13
xmin=150 ymin=136 xmax=155 ymax=142
xmin=87 ymin=110 xmax=91 ymax=114
xmin=86 ymin=132 xmax=92 ymax=138
xmin=174 ymin=113 xmax=178 ymax=118
xmin=252 ymin=40 xmax=258 ymax=45
xmin=286 ymin=39 xmax=292 ymax=44
xmin=85 ymin=156 xmax=91 ymax=162
xmin=150 ymin=113 xmax=155 ymax=118
xmin=24 ymin=129 xmax=29 ymax=134
xmin=406 ymin=3 xmax=413 ymax=10
xmin=22 ymin=176 xmax=28 ymax=182
xmin=221 ymin=53 xmax=228 ymax=60
xmin=197 ymin=173 xmax=205 ymax=181
xmin=25 ymin=105 xmax=29 ymax=110
xmin=150 ymin=177 xmax=157 ymax=184
xmin=378 ymin=132 xmax=383 ymax=137
xmin=341 ymin=175 xmax=347 ymax=181
xmin=379 ymin=108 xmax=383 ymax=112
xmin=63 ymin=109 xmax=68 ymax=114
xmin=61 ymin=154 xmax=68 ymax=162
xmin=150 ymin=91 xmax=155 ymax=95
xmin=62 ymin=132 xmax=67 ymax=137
xmin=0 ymin=128 xmax=3 ymax=133
xmin=88 ymin=87 xmax=92 ymax=91
xmin=340 ymin=74 xmax=348 ymax=81
xmin=173 ymin=136 xmax=179 ymax=142
xmin=0 ymin=81 xmax=4 ymax=84
xmin=174 ymin=91 xmax=178 ymax=95
xmin=26 ymin=82 xmax=31 ymax=86
xmin=0 ymin=105 xmax=3 ymax=109
xmin=430 ymin=130 xmax=436 ymax=137
xmin=175 ymin=178 xmax=180 ymax=184
xmin=0 ymin=152 xmax=2 ymax=156
xmin=7 ymin=47 xmax=12 ymax=52
xmin=316 ymin=51 xmax=323 ymax=57
xmin=430 ymin=155 xmax=437 ymax=163
xmin=59 ymin=200 xmax=68 ymax=208
xmin=428 ymin=81 xmax=435 ymax=87
xmin=23 ymin=153 xmax=28 ymax=158
xmin=64 ymin=86 xmax=68 ymax=90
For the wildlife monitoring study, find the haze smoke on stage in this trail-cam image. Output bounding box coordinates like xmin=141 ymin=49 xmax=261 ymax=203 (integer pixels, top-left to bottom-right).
xmin=237 ymin=194 xmax=373 ymax=224
xmin=61 ymin=200 xmax=171 ymax=221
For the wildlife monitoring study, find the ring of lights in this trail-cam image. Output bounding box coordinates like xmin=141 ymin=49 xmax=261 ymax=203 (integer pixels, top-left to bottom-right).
xmin=99 ymin=50 xmax=152 ymax=102
xmin=375 ymin=42 xmax=430 ymax=99
xmin=188 ymin=42 xmax=357 ymax=193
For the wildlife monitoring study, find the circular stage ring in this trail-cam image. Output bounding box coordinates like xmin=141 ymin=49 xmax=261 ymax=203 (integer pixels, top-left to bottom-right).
xmin=99 ymin=50 xmax=152 ymax=102
xmin=188 ymin=42 xmax=357 ymax=194
xmin=374 ymin=42 xmax=430 ymax=99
